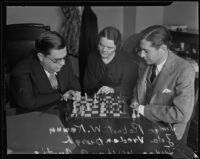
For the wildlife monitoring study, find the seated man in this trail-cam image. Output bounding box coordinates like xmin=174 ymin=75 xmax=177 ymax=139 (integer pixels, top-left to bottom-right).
xmin=10 ymin=31 xmax=81 ymax=112
xmin=130 ymin=25 xmax=195 ymax=143
xmin=84 ymin=26 xmax=138 ymax=104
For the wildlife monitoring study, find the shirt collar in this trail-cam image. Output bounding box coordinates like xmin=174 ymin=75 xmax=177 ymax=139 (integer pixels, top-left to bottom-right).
xmin=155 ymin=56 xmax=167 ymax=75
xmin=44 ymin=69 xmax=57 ymax=78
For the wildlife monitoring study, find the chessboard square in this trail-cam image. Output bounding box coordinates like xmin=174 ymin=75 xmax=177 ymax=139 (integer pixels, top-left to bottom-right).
xmin=85 ymin=114 xmax=91 ymax=117
xmin=93 ymin=106 xmax=98 ymax=109
xmin=92 ymin=111 xmax=98 ymax=114
xmin=85 ymin=111 xmax=91 ymax=114
xmin=71 ymin=114 xmax=75 ymax=117
xmin=99 ymin=113 xmax=106 ymax=117
xmin=86 ymin=106 xmax=92 ymax=110
xmin=100 ymin=110 xmax=106 ymax=113
xmin=113 ymin=113 xmax=120 ymax=117
xmin=109 ymin=110 xmax=113 ymax=114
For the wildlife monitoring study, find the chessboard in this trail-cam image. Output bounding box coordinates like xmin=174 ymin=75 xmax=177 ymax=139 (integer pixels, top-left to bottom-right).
xmin=70 ymin=93 xmax=128 ymax=118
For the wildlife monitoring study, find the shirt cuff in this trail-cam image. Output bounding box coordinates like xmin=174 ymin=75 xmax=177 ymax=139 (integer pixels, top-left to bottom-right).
xmin=138 ymin=105 xmax=145 ymax=115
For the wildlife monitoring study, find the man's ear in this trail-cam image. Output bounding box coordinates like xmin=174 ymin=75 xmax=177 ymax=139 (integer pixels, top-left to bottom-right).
xmin=37 ymin=52 xmax=44 ymax=62
xmin=159 ymin=44 xmax=167 ymax=53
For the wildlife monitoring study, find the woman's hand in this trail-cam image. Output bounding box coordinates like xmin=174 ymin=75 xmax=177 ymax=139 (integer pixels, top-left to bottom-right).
xmin=97 ymin=86 xmax=114 ymax=94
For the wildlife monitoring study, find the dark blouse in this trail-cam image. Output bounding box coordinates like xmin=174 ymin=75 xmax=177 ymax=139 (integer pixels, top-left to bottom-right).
xmin=84 ymin=50 xmax=138 ymax=101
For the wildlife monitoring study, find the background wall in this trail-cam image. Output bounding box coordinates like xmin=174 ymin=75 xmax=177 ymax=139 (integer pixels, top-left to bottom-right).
xmin=6 ymin=3 xmax=198 ymax=76
xmin=6 ymin=3 xmax=198 ymax=41
xmin=123 ymin=6 xmax=136 ymax=42
xmin=164 ymin=1 xmax=198 ymax=31
xmin=135 ymin=6 xmax=164 ymax=33
xmin=6 ymin=6 xmax=65 ymax=32
xmin=92 ymin=6 xmax=124 ymax=38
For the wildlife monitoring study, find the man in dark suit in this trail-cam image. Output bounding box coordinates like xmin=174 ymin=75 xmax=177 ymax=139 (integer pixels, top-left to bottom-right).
xmin=130 ymin=25 xmax=195 ymax=143
xmin=10 ymin=31 xmax=80 ymax=112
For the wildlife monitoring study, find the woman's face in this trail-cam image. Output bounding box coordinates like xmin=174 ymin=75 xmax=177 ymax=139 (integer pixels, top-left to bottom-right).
xmin=98 ymin=37 xmax=116 ymax=60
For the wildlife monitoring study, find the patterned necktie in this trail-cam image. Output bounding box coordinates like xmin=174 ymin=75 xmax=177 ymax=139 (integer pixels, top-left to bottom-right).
xmin=49 ymin=73 xmax=58 ymax=89
xmin=150 ymin=65 xmax=157 ymax=83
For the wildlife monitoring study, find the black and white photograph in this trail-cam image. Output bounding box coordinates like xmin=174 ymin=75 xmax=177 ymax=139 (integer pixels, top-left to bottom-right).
xmin=2 ymin=1 xmax=199 ymax=158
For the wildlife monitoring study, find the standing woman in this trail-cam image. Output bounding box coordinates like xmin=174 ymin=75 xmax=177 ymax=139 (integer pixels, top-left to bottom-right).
xmin=84 ymin=26 xmax=138 ymax=103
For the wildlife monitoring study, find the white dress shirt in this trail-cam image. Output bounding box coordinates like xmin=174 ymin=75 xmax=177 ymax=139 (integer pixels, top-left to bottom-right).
xmin=44 ymin=69 xmax=57 ymax=78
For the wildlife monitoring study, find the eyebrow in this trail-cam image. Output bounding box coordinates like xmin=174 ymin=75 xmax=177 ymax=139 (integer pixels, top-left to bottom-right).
xmin=53 ymin=55 xmax=67 ymax=60
xmin=99 ymin=42 xmax=114 ymax=48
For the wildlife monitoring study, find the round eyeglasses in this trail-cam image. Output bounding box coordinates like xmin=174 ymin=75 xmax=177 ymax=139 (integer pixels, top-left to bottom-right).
xmin=46 ymin=56 xmax=66 ymax=64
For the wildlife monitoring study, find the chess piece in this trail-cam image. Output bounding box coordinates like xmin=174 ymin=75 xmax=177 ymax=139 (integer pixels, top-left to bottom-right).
xmin=94 ymin=93 xmax=97 ymax=102
xmin=137 ymin=111 xmax=140 ymax=118
xmin=85 ymin=93 xmax=88 ymax=101
xmin=132 ymin=110 xmax=136 ymax=118
xmin=75 ymin=91 xmax=81 ymax=101
xmin=86 ymin=103 xmax=91 ymax=111
xmin=80 ymin=105 xmax=84 ymax=117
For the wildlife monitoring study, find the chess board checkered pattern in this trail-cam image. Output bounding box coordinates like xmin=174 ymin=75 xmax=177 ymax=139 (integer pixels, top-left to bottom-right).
xmin=70 ymin=93 xmax=127 ymax=118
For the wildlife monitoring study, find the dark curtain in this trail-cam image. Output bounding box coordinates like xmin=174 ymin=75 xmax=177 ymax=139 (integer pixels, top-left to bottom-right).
xmin=61 ymin=7 xmax=81 ymax=56
xmin=78 ymin=7 xmax=98 ymax=94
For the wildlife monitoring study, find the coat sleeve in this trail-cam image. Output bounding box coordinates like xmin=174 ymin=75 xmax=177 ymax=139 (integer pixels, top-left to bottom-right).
xmin=144 ymin=65 xmax=195 ymax=124
xmin=131 ymin=60 xmax=147 ymax=104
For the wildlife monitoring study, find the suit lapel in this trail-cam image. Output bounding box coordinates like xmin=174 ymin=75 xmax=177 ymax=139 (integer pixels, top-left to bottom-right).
xmin=137 ymin=62 xmax=150 ymax=104
xmin=150 ymin=51 xmax=176 ymax=103
xmin=30 ymin=57 xmax=53 ymax=92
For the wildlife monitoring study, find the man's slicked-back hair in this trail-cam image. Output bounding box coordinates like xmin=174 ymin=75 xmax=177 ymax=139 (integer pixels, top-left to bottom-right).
xmin=139 ymin=25 xmax=172 ymax=49
xmin=35 ymin=30 xmax=66 ymax=56
xmin=98 ymin=26 xmax=122 ymax=50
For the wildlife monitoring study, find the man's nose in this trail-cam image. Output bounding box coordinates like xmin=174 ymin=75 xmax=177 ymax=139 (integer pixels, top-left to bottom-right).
xmin=102 ymin=46 xmax=108 ymax=52
xmin=60 ymin=59 xmax=65 ymax=66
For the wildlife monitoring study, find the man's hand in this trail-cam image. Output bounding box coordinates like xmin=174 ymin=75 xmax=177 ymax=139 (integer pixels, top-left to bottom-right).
xmin=97 ymin=86 xmax=114 ymax=94
xmin=130 ymin=102 xmax=140 ymax=118
xmin=63 ymin=90 xmax=81 ymax=102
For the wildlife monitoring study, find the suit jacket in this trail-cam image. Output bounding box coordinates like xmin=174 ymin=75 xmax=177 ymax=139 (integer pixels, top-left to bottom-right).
xmin=10 ymin=55 xmax=80 ymax=110
xmin=132 ymin=51 xmax=195 ymax=140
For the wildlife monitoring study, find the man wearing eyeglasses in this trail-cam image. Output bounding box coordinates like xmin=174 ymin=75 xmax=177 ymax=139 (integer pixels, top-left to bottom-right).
xmin=10 ymin=31 xmax=81 ymax=112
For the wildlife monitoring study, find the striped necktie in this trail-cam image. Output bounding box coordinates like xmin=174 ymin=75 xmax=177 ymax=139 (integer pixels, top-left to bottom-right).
xmin=49 ymin=73 xmax=58 ymax=89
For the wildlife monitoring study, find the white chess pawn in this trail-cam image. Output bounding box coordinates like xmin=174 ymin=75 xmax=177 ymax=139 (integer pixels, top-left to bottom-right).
xmin=86 ymin=103 xmax=90 ymax=111
xmin=77 ymin=92 xmax=81 ymax=101
xmin=80 ymin=105 xmax=84 ymax=116
xmin=94 ymin=93 xmax=97 ymax=99
xmin=85 ymin=93 xmax=88 ymax=101
xmin=132 ymin=110 xmax=136 ymax=118
xmin=136 ymin=111 xmax=140 ymax=118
